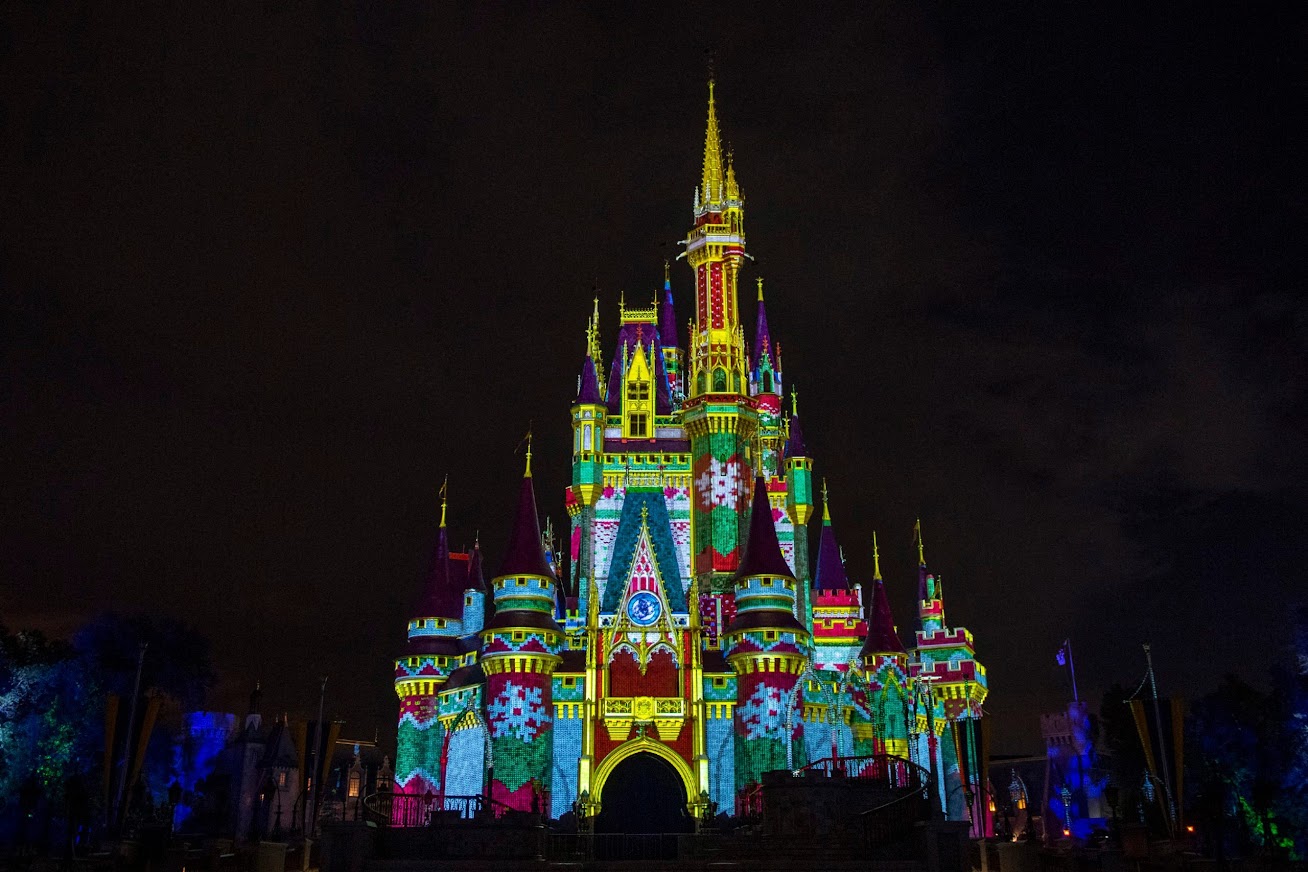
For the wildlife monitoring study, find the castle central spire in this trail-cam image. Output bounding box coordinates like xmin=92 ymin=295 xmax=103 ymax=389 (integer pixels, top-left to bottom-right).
xmin=685 ymin=80 xmax=747 ymax=398
xmin=701 ymin=80 xmax=724 ymax=204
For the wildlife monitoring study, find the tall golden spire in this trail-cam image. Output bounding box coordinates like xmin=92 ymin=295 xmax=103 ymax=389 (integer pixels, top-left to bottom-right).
xmin=821 ymin=477 xmax=830 ymax=522
xmin=914 ymin=518 xmax=925 ymax=565
xmin=438 ymin=475 xmax=448 ymax=528
xmin=523 ymin=427 xmax=534 ymax=477
xmin=725 ymin=154 xmax=740 ymax=201
xmin=701 ymin=80 xmax=724 ymax=204
xmin=757 ymin=276 xmax=765 ymax=302
xmin=873 ymin=531 xmax=882 ymax=580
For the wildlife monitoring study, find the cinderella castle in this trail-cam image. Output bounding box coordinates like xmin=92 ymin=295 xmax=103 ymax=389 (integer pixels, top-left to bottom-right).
xmin=391 ymin=82 xmax=988 ymax=831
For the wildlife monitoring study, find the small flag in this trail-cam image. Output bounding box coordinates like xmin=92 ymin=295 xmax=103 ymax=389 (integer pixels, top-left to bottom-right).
xmin=1056 ymin=639 xmax=1070 ymax=666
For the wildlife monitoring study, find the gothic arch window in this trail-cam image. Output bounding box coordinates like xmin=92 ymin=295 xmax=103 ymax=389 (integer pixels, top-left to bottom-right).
xmin=762 ymin=371 xmax=772 ymax=393
xmin=713 ymin=368 xmax=726 ymax=392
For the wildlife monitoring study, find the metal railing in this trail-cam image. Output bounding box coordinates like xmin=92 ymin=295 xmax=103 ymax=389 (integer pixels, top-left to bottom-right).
xmin=795 ymin=754 xmax=929 ymax=791
xmin=362 ymin=792 xmax=515 ymax=827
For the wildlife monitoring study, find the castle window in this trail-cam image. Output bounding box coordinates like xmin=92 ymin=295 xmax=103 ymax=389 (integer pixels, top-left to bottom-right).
xmin=512 ymin=631 xmax=524 ymax=641
xmin=278 ymin=772 xmax=286 ymax=787
xmin=630 ymin=381 xmax=649 ymax=401
xmin=713 ymin=677 xmax=727 ymax=688
xmin=762 ymin=371 xmax=773 ymax=393
xmin=697 ymin=372 xmax=707 ymax=394
xmin=630 ymin=414 xmax=648 ymax=437
xmin=516 ymin=578 xmax=527 ymax=586
xmin=713 ymin=369 xmax=727 ymax=392
xmin=562 ymin=676 xmax=576 ymax=687
xmin=764 ymin=631 xmax=777 ymax=642
xmin=761 ymin=578 xmax=773 ymax=587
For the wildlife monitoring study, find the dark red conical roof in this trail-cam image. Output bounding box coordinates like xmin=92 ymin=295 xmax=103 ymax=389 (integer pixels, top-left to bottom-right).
xmin=813 ymin=512 xmax=849 ymax=591
xmin=734 ymin=476 xmax=794 ymax=580
xmin=415 ymin=524 xmax=464 ymax=620
xmin=498 ymin=471 xmax=556 ymax=580
xmin=466 ymin=539 xmax=486 ymax=592
xmin=860 ymin=578 xmax=906 ymax=658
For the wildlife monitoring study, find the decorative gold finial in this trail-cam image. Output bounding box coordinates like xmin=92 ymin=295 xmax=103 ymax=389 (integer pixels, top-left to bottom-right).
xmin=663 ymin=259 xmax=670 ymax=285
xmin=821 ymin=477 xmax=830 ymax=523
xmin=702 ymin=80 xmax=724 ymax=204
xmin=914 ymin=518 xmax=925 ymax=565
xmin=438 ymin=475 xmax=448 ymax=528
xmin=790 ymin=386 xmax=798 ymax=418
xmin=757 ymin=276 xmax=764 ymax=302
xmin=522 ymin=426 xmax=534 ymax=477
xmin=873 ymin=531 xmax=882 ymax=580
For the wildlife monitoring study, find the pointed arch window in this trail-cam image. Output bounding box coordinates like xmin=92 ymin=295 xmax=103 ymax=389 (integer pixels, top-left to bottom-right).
xmin=713 ymin=368 xmax=727 ymax=392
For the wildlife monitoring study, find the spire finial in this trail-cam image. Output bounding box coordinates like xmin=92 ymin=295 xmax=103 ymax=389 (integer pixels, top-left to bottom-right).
xmin=663 ymin=259 xmax=671 ymax=287
xmin=791 ymin=385 xmax=798 ymax=418
xmin=757 ymin=276 xmax=764 ymax=302
xmin=701 ymin=79 xmax=724 ymax=205
xmin=873 ymin=531 xmax=882 ymax=580
xmin=821 ymin=477 xmax=830 ymax=523
xmin=520 ymin=425 xmax=533 ymax=477
xmin=438 ymin=475 xmax=448 ymax=528
xmin=914 ymin=518 xmax=925 ymax=565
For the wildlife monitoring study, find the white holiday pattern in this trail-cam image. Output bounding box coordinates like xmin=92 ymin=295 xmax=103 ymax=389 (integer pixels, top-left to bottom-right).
xmin=697 ymin=459 xmax=740 ymax=510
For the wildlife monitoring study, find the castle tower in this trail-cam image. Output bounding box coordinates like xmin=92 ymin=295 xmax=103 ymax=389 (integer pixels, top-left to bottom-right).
xmin=571 ymin=308 xmax=607 ymax=618
xmin=462 ymin=537 xmax=487 ymax=637
xmin=394 ymin=484 xmax=468 ymax=794
xmin=908 ymin=523 xmax=988 ymax=824
xmin=723 ymin=476 xmax=810 ymax=804
xmin=810 ymin=483 xmax=866 ymax=672
xmin=683 ymin=80 xmax=758 ymax=588
xmin=659 ymin=264 xmax=684 ymax=405
xmin=750 ymin=279 xmax=784 ymax=481
xmin=784 ymin=396 xmax=815 ymax=621
xmin=859 ymin=534 xmax=910 ymax=757
xmin=481 ymin=446 xmax=565 ymax=811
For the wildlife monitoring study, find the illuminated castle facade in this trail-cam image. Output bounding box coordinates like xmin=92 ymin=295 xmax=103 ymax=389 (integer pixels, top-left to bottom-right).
xmin=392 ymin=83 xmax=988 ymax=827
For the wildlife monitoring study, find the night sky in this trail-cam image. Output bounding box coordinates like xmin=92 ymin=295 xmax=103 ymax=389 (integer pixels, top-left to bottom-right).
xmin=3 ymin=4 xmax=1304 ymax=752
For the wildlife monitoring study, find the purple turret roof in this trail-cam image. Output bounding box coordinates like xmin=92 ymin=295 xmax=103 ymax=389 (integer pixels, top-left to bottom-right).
xmin=734 ymin=476 xmax=794 ymax=580
xmin=785 ymin=413 xmax=806 ymax=459
xmin=752 ymin=290 xmax=777 ymax=376
xmin=813 ymin=512 xmax=849 ymax=591
xmin=659 ymin=280 xmax=679 ymax=351
xmin=466 ymin=540 xmax=486 ymax=592
xmin=498 ymin=472 xmax=556 ymax=580
xmin=576 ymin=354 xmax=602 ymax=405
xmin=860 ymin=578 xmax=907 ymax=657
xmin=415 ymin=522 xmax=464 ymax=620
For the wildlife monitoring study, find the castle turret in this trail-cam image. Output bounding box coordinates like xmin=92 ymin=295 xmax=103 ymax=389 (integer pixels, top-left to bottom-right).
xmin=572 ymin=310 xmax=606 ymax=618
xmin=659 ymin=263 xmax=683 ymax=404
xmin=684 ymin=80 xmax=758 ymax=590
xmin=784 ymin=394 xmax=815 ymax=618
xmin=724 ymin=476 xmax=810 ymax=801
xmin=394 ymin=481 xmax=467 ymax=795
xmin=462 ymin=536 xmax=487 ymax=636
xmin=481 ymin=442 xmax=564 ymax=810
xmin=809 ymin=483 xmax=866 ymax=670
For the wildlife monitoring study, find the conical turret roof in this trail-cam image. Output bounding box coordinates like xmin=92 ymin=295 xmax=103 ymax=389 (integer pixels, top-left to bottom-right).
xmin=813 ymin=500 xmax=850 ymax=591
xmin=577 ymin=354 xmax=602 ymax=405
xmin=734 ymin=476 xmax=794 ymax=580
xmin=497 ymin=464 xmax=556 ymax=580
xmin=415 ymin=512 xmax=464 ymax=620
xmin=860 ymin=577 xmax=906 ymax=657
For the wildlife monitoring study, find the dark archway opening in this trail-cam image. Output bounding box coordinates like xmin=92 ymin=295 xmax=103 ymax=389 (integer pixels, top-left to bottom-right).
xmin=595 ymin=752 xmax=691 ymax=834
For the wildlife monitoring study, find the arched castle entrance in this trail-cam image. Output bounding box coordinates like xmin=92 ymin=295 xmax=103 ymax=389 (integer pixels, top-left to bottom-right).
xmin=593 ymin=751 xmax=693 ymax=834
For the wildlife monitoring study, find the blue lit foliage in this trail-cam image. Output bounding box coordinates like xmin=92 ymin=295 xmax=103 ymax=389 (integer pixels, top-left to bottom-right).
xmin=1189 ymin=672 xmax=1307 ymax=859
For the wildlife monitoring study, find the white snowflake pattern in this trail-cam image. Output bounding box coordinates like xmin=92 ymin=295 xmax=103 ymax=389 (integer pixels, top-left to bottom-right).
xmin=738 ymin=682 xmax=785 ymax=740
xmin=487 ymin=682 xmax=548 ymax=741
xmin=696 ymin=459 xmax=740 ymax=510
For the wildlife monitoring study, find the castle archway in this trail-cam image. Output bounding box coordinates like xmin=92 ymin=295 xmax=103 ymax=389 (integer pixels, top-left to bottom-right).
xmin=593 ymin=748 xmax=692 ymax=833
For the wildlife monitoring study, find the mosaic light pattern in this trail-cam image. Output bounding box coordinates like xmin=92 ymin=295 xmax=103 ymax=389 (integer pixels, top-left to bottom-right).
xmin=391 ymin=80 xmax=987 ymax=830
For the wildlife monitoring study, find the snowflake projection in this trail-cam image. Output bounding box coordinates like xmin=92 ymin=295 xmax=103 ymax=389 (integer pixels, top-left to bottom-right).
xmin=738 ymin=681 xmax=786 ymax=740
xmin=696 ymin=459 xmax=740 ymax=510
xmin=487 ymin=682 xmax=548 ymax=742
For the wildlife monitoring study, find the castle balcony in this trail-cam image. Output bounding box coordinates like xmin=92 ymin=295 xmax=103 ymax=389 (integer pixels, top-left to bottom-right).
xmin=600 ymin=695 xmax=686 ymax=742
